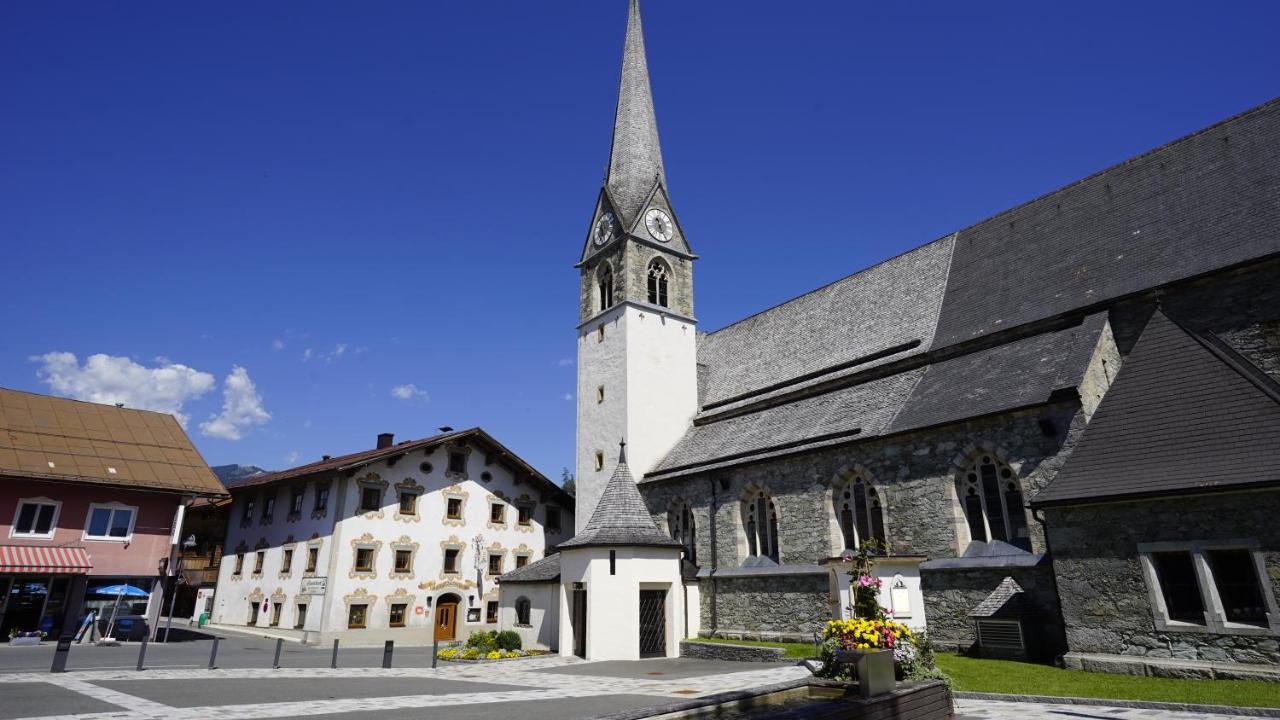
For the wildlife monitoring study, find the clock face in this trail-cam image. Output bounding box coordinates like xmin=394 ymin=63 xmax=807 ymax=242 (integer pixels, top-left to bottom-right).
xmin=645 ymin=208 xmax=674 ymax=242
xmin=594 ymin=212 xmax=615 ymax=246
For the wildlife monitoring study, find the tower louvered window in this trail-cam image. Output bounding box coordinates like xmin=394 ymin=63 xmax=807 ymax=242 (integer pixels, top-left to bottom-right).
xmin=744 ymin=491 xmax=779 ymax=563
xmin=647 ymin=259 xmax=669 ymax=308
xmin=598 ymin=265 xmax=615 ymax=311
xmin=959 ymin=455 xmax=1030 ymax=550
xmin=836 ymin=476 xmax=886 ymax=552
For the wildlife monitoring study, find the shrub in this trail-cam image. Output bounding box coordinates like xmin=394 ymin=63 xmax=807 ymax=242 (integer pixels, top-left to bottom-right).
xmin=460 ymin=647 xmax=480 ymax=660
xmin=485 ymin=650 xmax=502 ymax=660
xmin=465 ymin=630 xmax=498 ymax=653
xmin=495 ymin=630 xmax=522 ymax=651
xmin=437 ymin=647 xmax=458 ymax=660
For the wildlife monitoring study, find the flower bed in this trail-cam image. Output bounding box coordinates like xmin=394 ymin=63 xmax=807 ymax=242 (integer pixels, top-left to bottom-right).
xmin=437 ymin=647 xmax=549 ymax=662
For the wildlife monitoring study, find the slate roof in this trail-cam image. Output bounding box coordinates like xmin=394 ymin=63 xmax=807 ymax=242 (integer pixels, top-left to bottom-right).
xmin=605 ymin=0 xmax=664 ymax=225
xmin=969 ymin=577 xmax=1032 ymax=618
xmin=650 ymin=316 xmax=1105 ymax=480
xmin=697 ymin=236 xmax=953 ymax=409
xmin=0 ymin=387 xmax=226 ymax=496
xmin=499 ymin=553 xmax=561 ymax=584
xmin=1032 ymin=310 xmax=1280 ymax=506
xmin=232 ymin=427 xmax=572 ymax=508
xmin=931 ymin=98 xmax=1280 ymax=347
xmin=560 ymin=448 xmax=682 ymax=550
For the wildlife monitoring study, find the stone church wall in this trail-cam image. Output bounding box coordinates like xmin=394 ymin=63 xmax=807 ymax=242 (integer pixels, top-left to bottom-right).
xmin=640 ymin=400 xmax=1083 ymax=638
xmin=920 ymin=563 xmax=1064 ymax=656
xmin=697 ymin=574 xmax=830 ymax=643
xmin=1046 ymin=490 xmax=1280 ymax=667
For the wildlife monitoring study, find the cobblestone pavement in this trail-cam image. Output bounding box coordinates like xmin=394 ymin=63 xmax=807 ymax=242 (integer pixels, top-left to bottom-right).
xmin=955 ymin=697 xmax=1270 ymax=720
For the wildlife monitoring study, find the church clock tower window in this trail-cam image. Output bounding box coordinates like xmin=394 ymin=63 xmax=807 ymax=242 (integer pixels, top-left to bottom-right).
xmin=647 ymin=259 xmax=670 ymax=307
xmin=598 ymin=264 xmax=615 ymax=311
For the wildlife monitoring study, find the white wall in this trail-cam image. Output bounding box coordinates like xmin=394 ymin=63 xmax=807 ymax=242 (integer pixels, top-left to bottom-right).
xmin=829 ymin=559 xmax=927 ymax=632
xmin=576 ymin=304 xmax=698 ymax=531
xmin=498 ymin=582 xmax=559 ymax=651
xmin=558 ymin=546 xmax=685 ymax=661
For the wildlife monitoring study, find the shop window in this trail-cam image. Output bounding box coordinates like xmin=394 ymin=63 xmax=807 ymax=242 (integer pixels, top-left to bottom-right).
xmin=84 ymin=503 xmax=136 ymax=541
xmin=294 ymin=604 xmax=307 ymax=629
xmin=348 ymin=603 xmax=367 ymax=629
xmin=444 ymin=548 xmax=460 ymax=574
xmin=446 ymin=497 xmax=463 ymax=520
xmin=486 ymin=600 xmax=499 ymax=624
xmin=389 ymin=603 xmax=407 ymax=628
xmin=354 ymin=548 xmax=374 ymax=572
xmin=11 ymin=498 xmax=59 ymax=537
xmin=394 ymin=549 xmax=413 ymax=573
xmin=360 ymin=487 xmax=382 ymax=512
xmin=488 ymin=553 xmax=503 ymax=575
xmin=515 ymin=597 xmax=531 ymax=626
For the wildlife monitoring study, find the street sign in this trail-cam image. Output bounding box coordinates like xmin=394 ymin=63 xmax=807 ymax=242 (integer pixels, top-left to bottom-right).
xmin=300 ymin=577 xmax=328 ymax=595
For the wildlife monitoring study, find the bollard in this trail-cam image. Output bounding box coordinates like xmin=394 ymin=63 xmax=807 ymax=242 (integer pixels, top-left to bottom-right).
xmin=208 ymin=637 xmax=220 ymax=670
xmin=431 ymin=639 xmax=438 ymax=669
xmin=136 ymin=637 xmax=148 ymax=671
xmin=330 ymin=638 xmax=339 ymax=669
xmin=273 ymin=638 xmax=284 ymax=669
xmin=51 ymin=636 xmax=73 ymax=673
xmin=382 ymin=640 xmax=394 ymax=669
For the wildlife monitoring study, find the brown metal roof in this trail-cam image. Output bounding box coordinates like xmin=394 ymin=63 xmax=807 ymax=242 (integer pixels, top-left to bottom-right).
xmin=0 ymin=387 xmax=226 ymax=496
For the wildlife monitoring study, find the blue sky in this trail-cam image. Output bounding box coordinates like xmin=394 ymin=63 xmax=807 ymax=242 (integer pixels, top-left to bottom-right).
xmin=3 ymin=1 xmax=1277 ymax=480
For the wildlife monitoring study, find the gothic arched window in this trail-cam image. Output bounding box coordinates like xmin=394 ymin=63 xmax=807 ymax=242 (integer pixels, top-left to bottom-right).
xmin=959 ymin=454 xmax=1030 ymax=550
xmin=835 ymin=475 xmax=886 ymax=552
xmin=668 ymin=500 xmax=696 ymax=564
xmin=744 ymin=490 xmax=780 ymax=563
xmin=598 ymin=265 xmax=614 ymax=311
xmin=647 ymin=259 xmax=670 ymax=308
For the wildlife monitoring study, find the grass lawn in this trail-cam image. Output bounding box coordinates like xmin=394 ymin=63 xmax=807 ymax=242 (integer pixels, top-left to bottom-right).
xmin=687 ymin=637 xmax=818 ymax=659
xmin=935 ymin=653 xmax=1280 ymax=709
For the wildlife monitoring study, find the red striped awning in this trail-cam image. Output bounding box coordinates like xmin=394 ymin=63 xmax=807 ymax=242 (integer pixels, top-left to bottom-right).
xmin=0 ymin=545 xmax=92 ymax=574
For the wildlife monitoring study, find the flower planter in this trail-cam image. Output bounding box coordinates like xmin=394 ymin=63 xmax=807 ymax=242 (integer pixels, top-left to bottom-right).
xmin=833 ymin=648 xmax=895 ymax=698
xmin=9 ymin=636 xmax=43 ymax=647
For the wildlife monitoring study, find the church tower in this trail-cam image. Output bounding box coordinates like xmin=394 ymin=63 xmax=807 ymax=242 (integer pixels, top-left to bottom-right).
xmin=575 ymin=0 xmax=698 ymax=532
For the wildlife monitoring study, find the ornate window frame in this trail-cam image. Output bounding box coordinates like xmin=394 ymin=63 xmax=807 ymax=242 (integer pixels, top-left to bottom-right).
xmin=259 ymin=490 xmax=276 ymax=525
xmin=389 ymin=536 xmax=420 ymax=580
xmin=394 ymin=478 xmax=424 ymax=522
xmin=278 ymin=536 xmax=297 ymax=579
xmin=287 ymin=485 xmax=305 ymax=522
xmin=487 ymin=493 xmax=509 ymax=530
xmin=355 ymin=473 xmax=388 ymax=519
xmin=303 ymin=535 xmax=323 ymax=576
xmin=385 ymin=588 xmax=417 ymax=628
xmin=511 ymin=543 xmax=533 ymax=570
xmin=240 ymin=495 xmax=256 ymax=528
xmin=251 ymin=538 xmax=269 ymax=578
xmin=485 ymin=542 xmax=506 ymax=578
xmin=348 ymin=533 xmax=382 ymax=579
xmin=442 ymin=485 xmax=468 ymax=527
xmin=312 ymin=480 xmax=332 ymax=520
xmin=343 ymin=588 xmax=375 ymax=630
xmin=513 ymin=493 xmax=536 ymax=533
xmin=231 ymin=541 xmax=249 ymax=580
xmin=439 ymin=535 xmax=466 ymax=577
xmin=445 ymin=444 xmax=472 ymax=481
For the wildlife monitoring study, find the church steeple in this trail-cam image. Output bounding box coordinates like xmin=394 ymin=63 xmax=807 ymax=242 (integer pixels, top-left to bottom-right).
xmin=606 ymin=0 xmax=664 ymax=226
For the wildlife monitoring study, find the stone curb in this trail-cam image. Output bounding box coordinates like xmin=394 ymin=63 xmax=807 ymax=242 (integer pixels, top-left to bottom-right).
xmin=954 ymin=691 xmax=1280 ymax=718
xmin=593 ymin=674 xmax=813 ymax=720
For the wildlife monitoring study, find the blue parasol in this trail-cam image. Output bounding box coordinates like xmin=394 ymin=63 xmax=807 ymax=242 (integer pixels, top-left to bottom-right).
xmin=92 ymin=584 xmax=149 ymax=597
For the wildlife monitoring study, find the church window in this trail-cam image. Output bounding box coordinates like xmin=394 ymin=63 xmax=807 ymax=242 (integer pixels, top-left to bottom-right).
xmin=647 ymin=259 xmax=670 ymax=308
xmin=958 ymin=455 xmax=1030 ymax=550
xmin=598 ymin=265 xmax=615 ymax=311
xmin=744 ymin=491 xmax=780 ymax=563
xmin=668 ymin=501 xmax=697 ymax=564
xmin=835 ymin=475 xmax=885 ymax=552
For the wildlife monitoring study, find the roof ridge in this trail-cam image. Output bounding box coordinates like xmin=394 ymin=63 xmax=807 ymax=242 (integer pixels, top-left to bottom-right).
xmin=1162 ymin=311 xmax=1280 ymax=406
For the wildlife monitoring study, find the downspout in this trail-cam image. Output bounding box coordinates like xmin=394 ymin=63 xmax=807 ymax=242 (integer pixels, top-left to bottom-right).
xmin=708 ymin=476 xmax=719 ymax=636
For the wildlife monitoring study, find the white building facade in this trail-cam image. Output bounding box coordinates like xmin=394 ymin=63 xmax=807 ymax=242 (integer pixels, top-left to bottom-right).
xmin=211 ymin=429 xmax=573 ymax=644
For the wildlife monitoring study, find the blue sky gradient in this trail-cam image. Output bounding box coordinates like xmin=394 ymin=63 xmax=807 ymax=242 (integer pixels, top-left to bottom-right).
xmin=3 ymin=1 xmax=1277 ymax=479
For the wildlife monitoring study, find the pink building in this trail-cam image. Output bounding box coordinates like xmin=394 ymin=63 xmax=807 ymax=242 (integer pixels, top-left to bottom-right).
xmin=0 ymin=388 xmax=226 ymax=641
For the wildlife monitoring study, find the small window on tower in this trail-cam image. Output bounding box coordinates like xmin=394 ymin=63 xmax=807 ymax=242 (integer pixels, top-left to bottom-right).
xmin=594 ymin=451 xmax=604 ymax=472
xmin=597 ymin=386 xmax=605 ymax=404
xmin=597 ymin=325 xmax=605 ymax=343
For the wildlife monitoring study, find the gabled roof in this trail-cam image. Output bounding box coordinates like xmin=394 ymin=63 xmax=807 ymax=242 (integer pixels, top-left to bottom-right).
xmin=0 ymin=387 xmax=225 ymax=496
xmin=1033 ymin=310 xmax=1280 ymax=506
xmin=499 ymin=553 xmax=561 ymax=584
xmin=230 ymin=427 xmax=573 ymax=508
xmin=969 ymin=577 xmax=1033 ymax=618
xmin=560 ymin=445 xmax=681 ymax=550
xmin=605 ymin=0 xmax=665 ymax=226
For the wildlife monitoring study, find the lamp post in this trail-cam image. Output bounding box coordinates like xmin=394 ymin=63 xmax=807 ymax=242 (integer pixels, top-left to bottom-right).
xmin=162 ymin=534 xmax=198 ymax=642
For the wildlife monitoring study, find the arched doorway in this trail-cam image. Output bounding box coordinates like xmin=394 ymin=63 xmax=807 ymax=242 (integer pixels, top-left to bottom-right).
xmin=434 ymin=593 xmax=461 ymax=641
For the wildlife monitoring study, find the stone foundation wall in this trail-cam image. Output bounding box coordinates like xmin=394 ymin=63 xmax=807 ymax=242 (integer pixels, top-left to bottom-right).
xmin=919 ymin=563 xmax=1064 ymax=657
xmin=680 ymin=640 xmax=786 ymax=662
xmin=1046 ymin=490 xmax=1280 ymax=667
xmin=700 ymin=574 xmax=830 ymax=642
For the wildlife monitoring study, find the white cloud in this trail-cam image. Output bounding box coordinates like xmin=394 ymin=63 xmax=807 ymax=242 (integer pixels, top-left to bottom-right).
xmin=563 ymin=393 xmax=573 ymax=402
xmin=301 ymin=348 xmax=314 ymax=362
xmin=285 ymin=450 xmax=300 ymax=465
xmin=557 ymin=357 xmax=574 ymax=367
xmin=199 ymin=366 xmax=271 ymax=440
xmin=272 ymin=339 xmax=285 ymax=351
xmin=31 ymin=351 xmax=216 ymax=426
xmin=391 ymin=383 xmax=428 ymax=402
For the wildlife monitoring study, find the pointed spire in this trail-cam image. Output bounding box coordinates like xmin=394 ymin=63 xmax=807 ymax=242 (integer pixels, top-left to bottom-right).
xmin=618 ymin=438 xmax=628 ymax=465
xmin=558 ymin=439 xmax=683 ymax=551
xmin=606 ymin=0 xmax=665 ymax=224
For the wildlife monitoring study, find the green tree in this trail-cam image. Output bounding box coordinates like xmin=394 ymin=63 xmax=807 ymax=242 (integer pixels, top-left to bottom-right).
xmin=560 ymin=468 xmax=576 ymax=497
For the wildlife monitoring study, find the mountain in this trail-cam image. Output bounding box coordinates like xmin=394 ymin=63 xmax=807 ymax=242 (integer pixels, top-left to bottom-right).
xmin=211 ymin=464 xmax=270 ymax=488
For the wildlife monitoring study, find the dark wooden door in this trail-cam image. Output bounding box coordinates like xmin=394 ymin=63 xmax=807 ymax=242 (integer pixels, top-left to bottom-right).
xmin=435 ymin=602 xmax=457 ymax=641
xmin=639 ymin=589 xmax=666 ymax=658
xmin=571 ymin=589 xmax=587 ymax=658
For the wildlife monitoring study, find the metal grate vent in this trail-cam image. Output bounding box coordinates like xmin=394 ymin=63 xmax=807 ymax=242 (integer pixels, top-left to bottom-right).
xmin=976 ymin=619 xmax=1024 ymax=650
